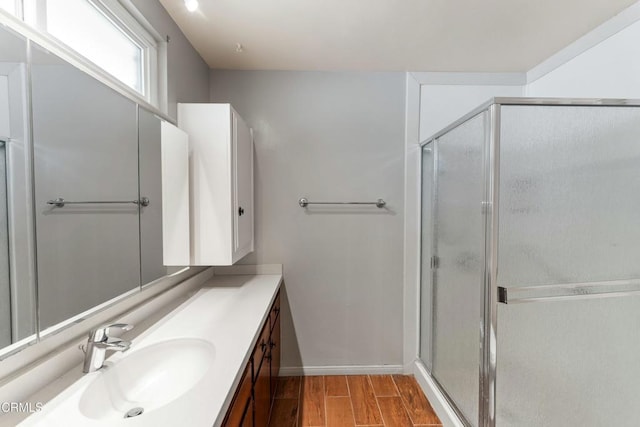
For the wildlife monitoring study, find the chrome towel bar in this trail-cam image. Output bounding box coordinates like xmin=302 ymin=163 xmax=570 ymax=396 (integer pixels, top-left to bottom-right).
xmin=47 ymin=197 xmax=150 ymax=208
xmin=298 ymin=198 xmax=386 ymax=208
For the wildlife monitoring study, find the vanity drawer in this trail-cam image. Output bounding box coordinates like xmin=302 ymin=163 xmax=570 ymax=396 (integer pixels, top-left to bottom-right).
xmin=222 ymin=363 xmax=252 ymax=427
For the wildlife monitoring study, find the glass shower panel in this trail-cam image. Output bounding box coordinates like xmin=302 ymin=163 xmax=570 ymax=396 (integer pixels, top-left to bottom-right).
xmin=419 ymin=143 xmax=434 ymax=370
xmin=498 ymin=105 xmax=640 ymax=287
xmin=497 ymin=297 xmax=640 ymax=426
xmin=432 ymin=112 xmax=486 ymax=425
xmin=496 ymin=104 xmax=640 ymax=426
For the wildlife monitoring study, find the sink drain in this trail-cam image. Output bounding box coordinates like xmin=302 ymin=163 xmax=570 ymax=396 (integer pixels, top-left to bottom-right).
xmin=124 ymin=407 xmax=144 ymax=418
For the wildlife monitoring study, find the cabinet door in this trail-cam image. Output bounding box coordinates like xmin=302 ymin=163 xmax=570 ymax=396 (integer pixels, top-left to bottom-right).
xmin=270 ymin=312 xmax=281 ymax=399
xmin=241 ymin=397 xmax=254 ymax=427
xmin=223 ymin=364 xmax=252 ymax=427
xmin=232 ymin=111 xmax=253 ymax=258
xmin=254 ymin=356 xmax=271 ymax=427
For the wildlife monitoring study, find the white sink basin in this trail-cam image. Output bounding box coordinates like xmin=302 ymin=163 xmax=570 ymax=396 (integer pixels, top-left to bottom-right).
xmin=77 ymin=338 xmax=215 ymax=421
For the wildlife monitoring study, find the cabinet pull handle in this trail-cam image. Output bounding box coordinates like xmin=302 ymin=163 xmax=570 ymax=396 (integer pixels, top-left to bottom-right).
xmin=269 ymin=340 xmax=276 ymax=349
xmin=260 ymin=340 xmax=267 ymax=351
xmin=238 ymin=207 xmax=245 ymax=216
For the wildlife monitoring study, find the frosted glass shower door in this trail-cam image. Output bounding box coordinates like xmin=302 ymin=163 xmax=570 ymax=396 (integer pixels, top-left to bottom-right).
xmin=496 ymin=105 xmax=640 ymax=426
xmin=432 ymin=112 xmax=486 ymax=426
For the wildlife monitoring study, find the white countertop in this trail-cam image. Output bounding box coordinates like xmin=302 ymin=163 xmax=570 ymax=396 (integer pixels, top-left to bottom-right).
xmin=18 ymin=273 xmax=282 ymax=427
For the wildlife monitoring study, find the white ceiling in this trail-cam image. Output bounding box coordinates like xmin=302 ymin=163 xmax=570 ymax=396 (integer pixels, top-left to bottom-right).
xmin=158 ymin=0 xmax=638 ymax=72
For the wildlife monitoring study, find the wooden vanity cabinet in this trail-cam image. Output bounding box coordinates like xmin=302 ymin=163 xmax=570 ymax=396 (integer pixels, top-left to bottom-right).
xmin=269 ymin=295 xmax=281 ymax=398
xmin=254 ymin=320 xmax=271 ymax=427
xmin=269 ymin=292 xmax=280 ymax=332
xmin=222 ymin=290 xmax=281 ymax=427
xmin=222 ymin=364 xmax=252 ymax=426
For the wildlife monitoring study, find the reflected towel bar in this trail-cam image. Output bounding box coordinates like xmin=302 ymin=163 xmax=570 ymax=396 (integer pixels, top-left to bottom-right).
xmin=47 ymin=197 xmax=150 ymax=208
xmin=298 ymin=198 xmax=386 ymax=208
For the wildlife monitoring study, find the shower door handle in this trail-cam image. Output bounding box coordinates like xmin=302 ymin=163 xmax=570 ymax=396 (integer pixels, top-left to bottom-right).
xmin=430 ymin=256 xmax=439 ymax=269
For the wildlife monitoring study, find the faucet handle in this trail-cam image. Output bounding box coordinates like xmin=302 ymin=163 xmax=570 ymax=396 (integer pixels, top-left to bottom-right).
xmin=88 ymin=323 xmax=134 ymax=342
xmin=95 ymin=337 xmax=131 ymax=351
xmin=105 ymin=323 xmax=134 ymax=336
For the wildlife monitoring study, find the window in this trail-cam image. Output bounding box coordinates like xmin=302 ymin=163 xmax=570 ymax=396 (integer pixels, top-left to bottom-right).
xmin=0 ymin=0 xmax=16 ymax=15
xmin=24 ymin=0 xmax=160 ymax=103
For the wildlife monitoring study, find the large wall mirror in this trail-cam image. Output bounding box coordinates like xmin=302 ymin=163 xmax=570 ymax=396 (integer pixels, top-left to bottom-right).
xmin=32 ymin=43 xmax=142 ymax=331
xmin=0 ymin=20 xmax=191 ymax=357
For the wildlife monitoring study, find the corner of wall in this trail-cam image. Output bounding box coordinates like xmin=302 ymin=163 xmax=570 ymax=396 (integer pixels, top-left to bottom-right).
xmin=526 ymin=1 xmax=640 ymax=88
xmin=403 ymin=72 xmax=422 ymax=372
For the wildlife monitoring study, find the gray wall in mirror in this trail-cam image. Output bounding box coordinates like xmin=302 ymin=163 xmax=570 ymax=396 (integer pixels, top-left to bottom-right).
xmin=0 ymin=25 xmax=35 ymax=349
xmin=31 ymin=44 xmax=142 ymax=330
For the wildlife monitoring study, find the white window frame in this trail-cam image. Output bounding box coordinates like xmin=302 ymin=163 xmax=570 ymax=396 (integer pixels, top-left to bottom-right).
xmin=22 ymin=0 xmax=165 ymax=108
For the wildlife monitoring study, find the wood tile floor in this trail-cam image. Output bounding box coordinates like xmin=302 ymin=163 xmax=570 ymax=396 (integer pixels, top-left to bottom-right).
xmin=269 ymin=375 xmax=442 ymax=427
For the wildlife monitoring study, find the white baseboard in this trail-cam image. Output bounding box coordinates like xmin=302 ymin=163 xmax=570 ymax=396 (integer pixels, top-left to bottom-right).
xmin=412 ymin=360 xmax=464 ymax=427
xmin=279 ymin=364 xmax=404 ymax=376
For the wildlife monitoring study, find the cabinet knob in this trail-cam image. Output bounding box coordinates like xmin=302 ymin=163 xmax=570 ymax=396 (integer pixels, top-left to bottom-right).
xmin=238 ymin=207 xmax=245 ymax=216
xmin=260 ymin=340 xmax=267 ymax=351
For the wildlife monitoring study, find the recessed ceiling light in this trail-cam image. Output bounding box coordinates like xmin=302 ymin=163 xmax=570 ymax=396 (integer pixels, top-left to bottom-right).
xmin=185 ymin=0 xmax=198 ymax=12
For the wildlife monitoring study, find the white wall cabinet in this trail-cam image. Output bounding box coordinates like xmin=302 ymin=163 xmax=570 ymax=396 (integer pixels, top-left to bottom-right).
xmin=178 ymin=103 xmax=254 ymax=265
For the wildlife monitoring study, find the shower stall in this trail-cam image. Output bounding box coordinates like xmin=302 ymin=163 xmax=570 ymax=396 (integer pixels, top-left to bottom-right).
xmin=419 ymin=98 xmax=640 ymax=427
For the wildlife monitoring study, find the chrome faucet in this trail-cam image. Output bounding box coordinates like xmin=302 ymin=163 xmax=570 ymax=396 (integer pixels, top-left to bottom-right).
xmin=82 ymin=323 xmax=134 ymax=373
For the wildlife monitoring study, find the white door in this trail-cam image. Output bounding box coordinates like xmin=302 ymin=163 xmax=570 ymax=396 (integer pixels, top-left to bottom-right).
xmin=233 ymin=111 xmax=253 ymax=255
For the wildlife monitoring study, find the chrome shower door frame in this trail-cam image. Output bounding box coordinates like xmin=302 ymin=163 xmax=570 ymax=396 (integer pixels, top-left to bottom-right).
xmin=479 ymin=103 xmax=499 ymax=427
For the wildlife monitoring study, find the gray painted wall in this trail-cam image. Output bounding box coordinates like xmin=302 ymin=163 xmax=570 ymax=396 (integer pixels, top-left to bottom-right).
xmin=130 ymin=0 xmax=210 ymax=119
xmin=210 ymin=70 xmax=406 ymax=370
